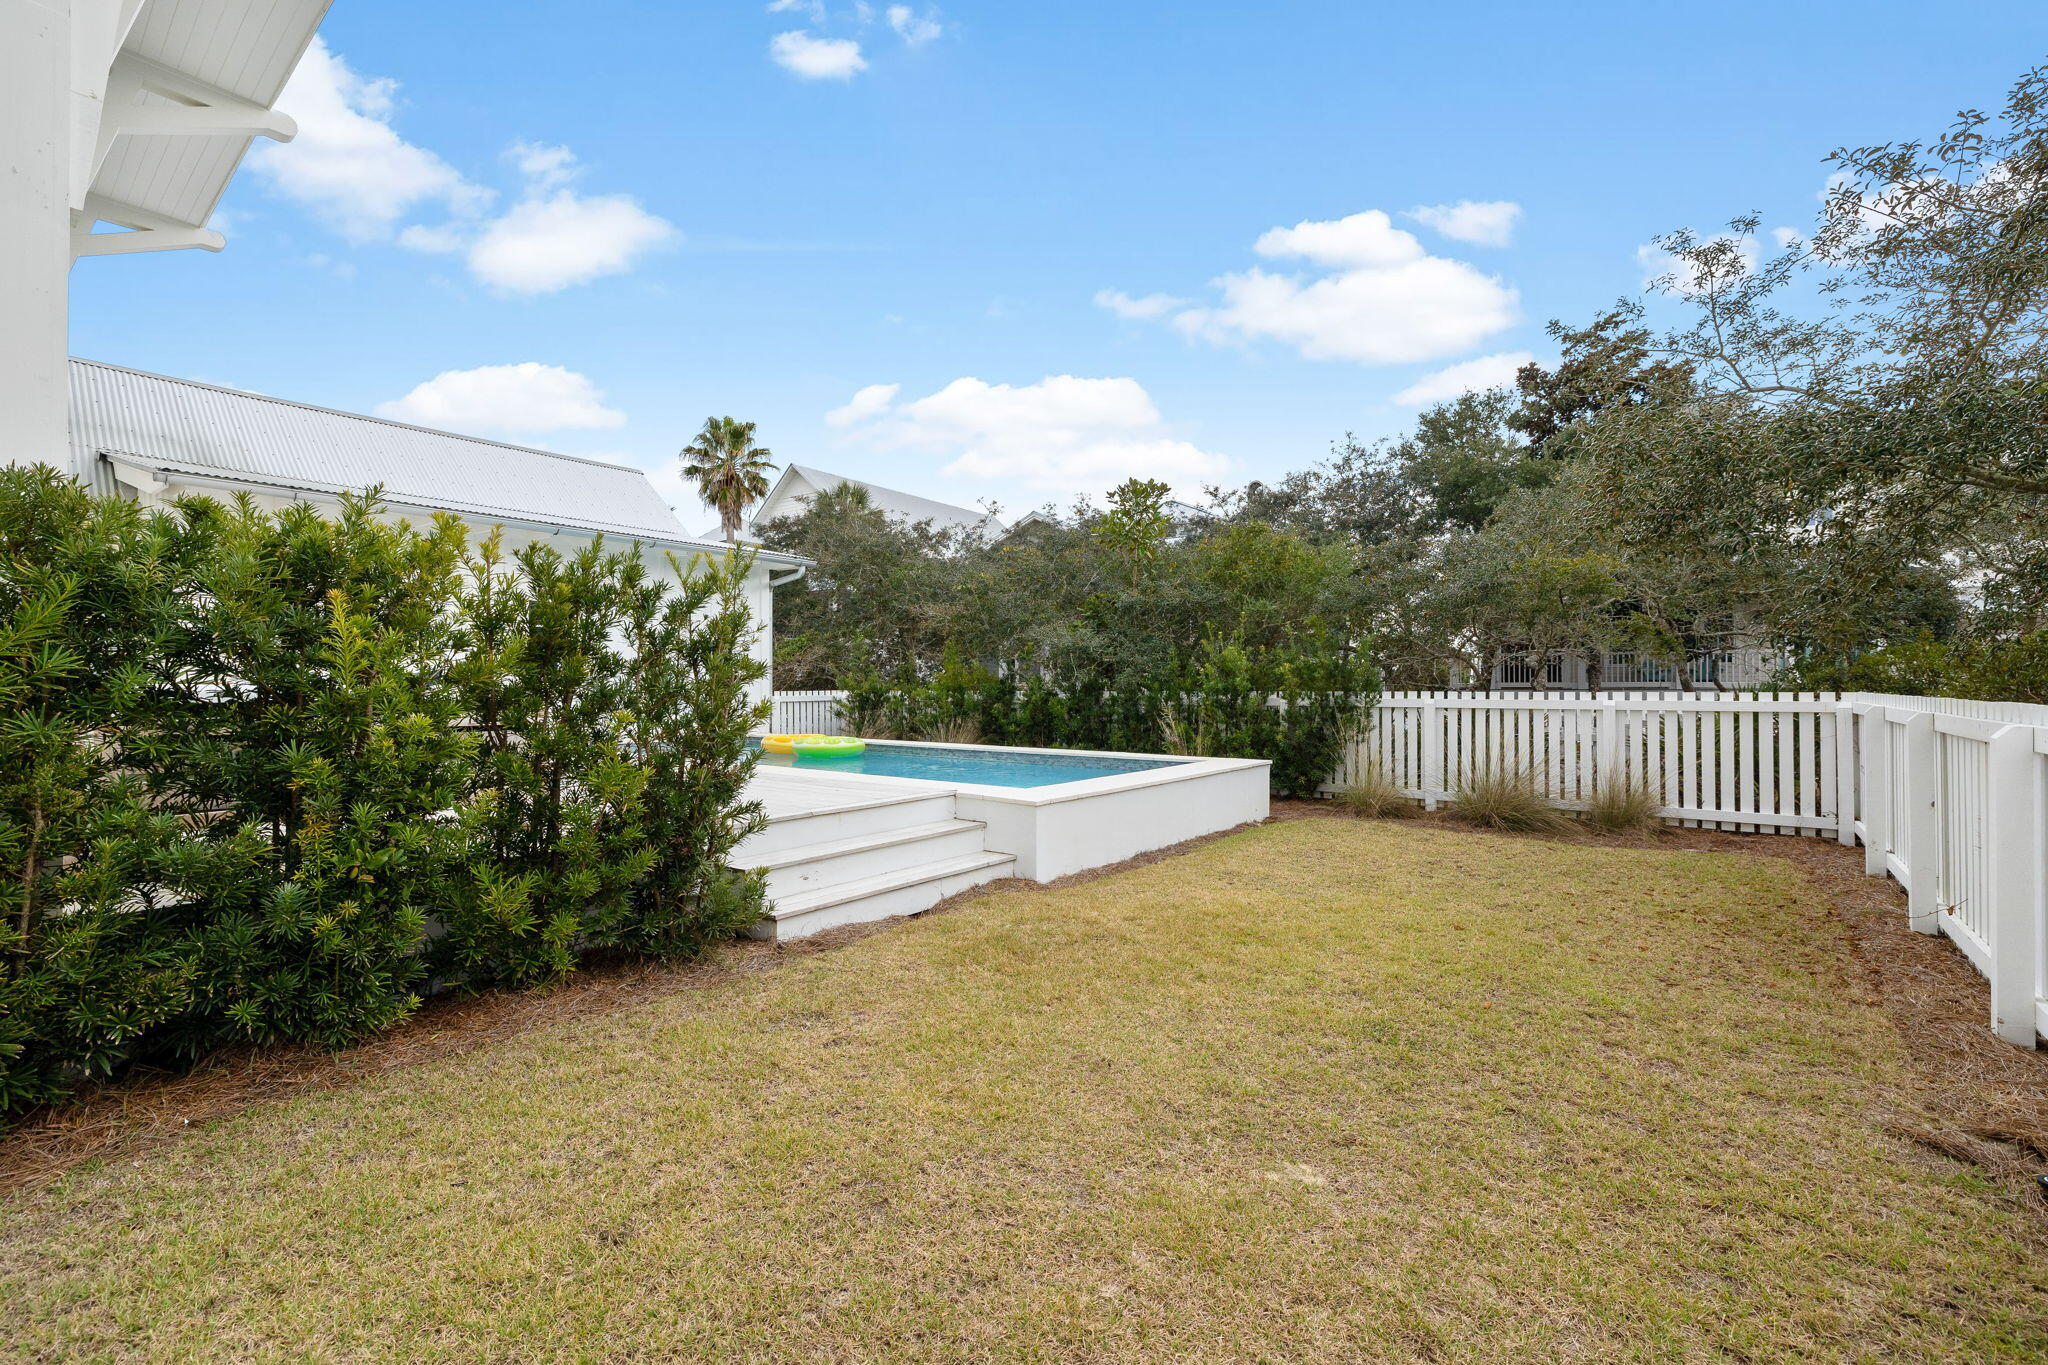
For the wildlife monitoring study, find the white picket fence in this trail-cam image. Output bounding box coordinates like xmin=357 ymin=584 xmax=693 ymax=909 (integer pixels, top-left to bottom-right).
xmin=1337 ymin=689 xmax=2047 ymax=1047
xmin=768 ymin=690 xmax=849 ymax=736
xmin=771 ymin=685 xmax=2048 ymax=1046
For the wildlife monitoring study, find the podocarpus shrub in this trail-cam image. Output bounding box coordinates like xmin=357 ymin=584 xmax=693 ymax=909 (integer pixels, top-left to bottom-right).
xmin=447 ymin=533 xmax=652 ymax=989
xmin=156 ymin=493 xmax=477 ymax=1050
xmin=0 ymin=471 xmax=263 ymax=1112
xmin=610 ymin=548 xmax=770 ymax=957
xmin=0 ymin=473 xmax=770 ymax=1122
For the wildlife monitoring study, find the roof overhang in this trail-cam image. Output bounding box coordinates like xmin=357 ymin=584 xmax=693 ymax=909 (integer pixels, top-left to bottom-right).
xmin=71 ymin=0 xmax=330 ymax=258
xmin=99 ymin=451 xmax=817 ymax=570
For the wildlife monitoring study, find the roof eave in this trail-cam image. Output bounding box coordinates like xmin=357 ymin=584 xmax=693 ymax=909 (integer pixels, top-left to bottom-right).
xmin=100 ymin=453 xmax=815 ymax=568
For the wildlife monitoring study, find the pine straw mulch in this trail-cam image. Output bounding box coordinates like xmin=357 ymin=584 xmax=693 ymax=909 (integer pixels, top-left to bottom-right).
xmin=6 ymin=805 xmax=2046 ymax=1213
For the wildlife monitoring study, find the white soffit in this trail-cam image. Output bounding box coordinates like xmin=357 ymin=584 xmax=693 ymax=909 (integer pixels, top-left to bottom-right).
xmin=76 ymin=0 xmax=330 ymax=254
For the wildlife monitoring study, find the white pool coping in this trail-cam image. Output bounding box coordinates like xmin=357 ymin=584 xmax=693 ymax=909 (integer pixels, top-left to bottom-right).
xmin=750 ymin=739 xmax=1271 ymax=881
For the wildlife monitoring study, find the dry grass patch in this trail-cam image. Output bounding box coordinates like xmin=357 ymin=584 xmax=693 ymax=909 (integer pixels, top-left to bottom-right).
xmin=3 ymin=820 xmax=2046 ymax=1363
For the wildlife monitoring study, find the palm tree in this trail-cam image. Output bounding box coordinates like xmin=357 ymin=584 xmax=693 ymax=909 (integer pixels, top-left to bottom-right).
xmin=680 ymin=416 xmax=775 ymax=542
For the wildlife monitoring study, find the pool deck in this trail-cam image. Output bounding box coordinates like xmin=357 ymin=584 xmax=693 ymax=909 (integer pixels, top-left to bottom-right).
xmin=749 ymin=766 xmax=954 ymax=822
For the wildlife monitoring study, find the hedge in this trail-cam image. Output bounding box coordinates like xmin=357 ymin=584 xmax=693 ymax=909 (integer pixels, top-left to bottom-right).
xmin=843 ymin=637 xmax=1380 ymax=798
xmin=0 ymin=468 xmax=767 ymax=1120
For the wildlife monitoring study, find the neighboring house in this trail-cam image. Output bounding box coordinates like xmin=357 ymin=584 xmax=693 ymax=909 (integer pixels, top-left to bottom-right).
xmin=1464 ymin=645 xmax=1785 ymax=692
xmin=70 ymin=360 xmax=809 ymax=707
xmin=748 ymin=464 xmax=1003 ymax=538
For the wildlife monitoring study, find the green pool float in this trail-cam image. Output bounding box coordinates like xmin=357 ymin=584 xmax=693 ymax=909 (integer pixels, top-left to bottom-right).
xmin=791 ymin=735 xmax=867 ymax=758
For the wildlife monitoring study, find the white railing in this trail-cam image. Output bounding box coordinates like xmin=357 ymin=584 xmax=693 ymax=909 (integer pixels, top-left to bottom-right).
xmin=769 ymin=689 xmax=848 ymax=735
xmin=771 ymin=685 xmax=2047 ymax=1046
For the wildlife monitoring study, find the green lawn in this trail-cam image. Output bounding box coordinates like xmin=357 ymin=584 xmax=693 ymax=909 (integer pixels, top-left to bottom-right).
xmin=4 ymin=818 xmax=2046 ymax=1363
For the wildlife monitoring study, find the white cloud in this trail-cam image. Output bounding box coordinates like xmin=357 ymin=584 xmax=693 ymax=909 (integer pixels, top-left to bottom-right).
xmin=1175 ymin=260 xmax=1518 ymax=365
xmin=826 ymin=382 xmax=901 ymax=427
xmin=1406 ymin=200 xmax=1521 ymax=248
xmin=396 ymin=142 xmax=674 ymax=294
xmin=827 ymin=375 xmax=1229 ymax=499
xmin=887 ymin=5 xmax=943 ymax=44
xmin=256 ymin=44 xmax=671 ymax=295
xmin=374 ymin=363 xmax=626 ymax=435
xmin=1635 ymin=234 xmax=1758 ymax=294
xmin=1095 ymin=288 xmax=1189 ymax=320
xmin=1392 ymin=351 xmax=1534 ymax=406
xmin=1255 ymin=210 xmax=1424 ymax=269
xmin=770 ymin=31 xmax=868 ymax=79
xmin=1771 ymin=225 xmax=1801 ymax=248
xmin=465 ymin=190 xmax=675 ymax=294
xmin=507 ymin=141 xmax=578 ymax=191
xmin=767 ymin=0 xmax=827 ymax=17
xmin=251 ymin=38 xmax=487 ymax=241
xmin=1112 ymin=210 xmax=1519 ymax=366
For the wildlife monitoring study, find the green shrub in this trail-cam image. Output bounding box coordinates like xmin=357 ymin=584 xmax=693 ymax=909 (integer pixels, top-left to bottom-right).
xmin=0 ymin=472 xmax=771 ymax=1122
xmin=1446 ymin=765 xmax=1571 ymax=833
xmin=608 ymin=548 xmax=769 ymax=958
xmin=447 ymin=534 xmax=650 ymax=989
xmin=0 ymin=470 xmax=260 ymax=1110
xmin=853 ymin=633 xmax=1379 ymax=797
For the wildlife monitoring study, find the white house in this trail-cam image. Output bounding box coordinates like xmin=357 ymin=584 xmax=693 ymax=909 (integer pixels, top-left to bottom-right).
xmin=69 ymin=360 xmax=810 ymax=704
xmin=749 ymin=464 xmax=1003 ymax=538
xmin=2 ymin=3 xmax=803 ymax=708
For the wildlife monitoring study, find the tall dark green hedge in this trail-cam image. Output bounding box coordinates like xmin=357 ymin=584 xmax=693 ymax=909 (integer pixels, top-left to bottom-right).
xmin=0 ymin=469 xmax=767 ymax=1121
xmin=846 ymin=635 xmax=1379 ymax=798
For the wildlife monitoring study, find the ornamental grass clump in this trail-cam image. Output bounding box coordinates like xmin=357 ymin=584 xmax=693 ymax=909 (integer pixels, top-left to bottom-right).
xmin=1584 ymin=775 xmax=1665 ymax=836
xmin=1446 ymin=764 xmax=1571 ymax=834
xmin=1334 ymin=765 xmax=1415 ymax=819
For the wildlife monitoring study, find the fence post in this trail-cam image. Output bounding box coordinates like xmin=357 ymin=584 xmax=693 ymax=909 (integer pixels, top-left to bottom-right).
xmin=1985 ymin=725 xmax=2042 ymax=1048
xmin=1421 ymin=698 xmax=1441 ymax=811
xmin=1596 ymin=698 xmax=1619 ymax=793
xmin=1834 ymin=699 xmax=1857 ymax=847
xmin=1863 ymin=707 xmax=1891 ymax=878
xmin=1903 ymin=709 xmax=1940 ymax=935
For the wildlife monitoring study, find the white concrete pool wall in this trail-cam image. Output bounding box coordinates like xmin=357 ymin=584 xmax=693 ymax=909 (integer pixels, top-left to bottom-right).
xmin=834 ymin=738 xmax=1271 ymax=881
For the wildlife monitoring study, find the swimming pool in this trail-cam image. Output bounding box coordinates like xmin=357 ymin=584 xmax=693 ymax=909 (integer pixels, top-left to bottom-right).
xmin=750 ymin=739 xmax=1184 ymax=788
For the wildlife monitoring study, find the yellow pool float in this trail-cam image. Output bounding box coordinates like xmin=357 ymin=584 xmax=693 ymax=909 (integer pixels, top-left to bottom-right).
xmin=762 ymin=734 xmax=867 ymax=757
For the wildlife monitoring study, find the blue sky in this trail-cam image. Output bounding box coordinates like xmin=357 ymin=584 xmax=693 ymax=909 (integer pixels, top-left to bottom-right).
xmin=69 ymin=1 xmax=2048 ymax=529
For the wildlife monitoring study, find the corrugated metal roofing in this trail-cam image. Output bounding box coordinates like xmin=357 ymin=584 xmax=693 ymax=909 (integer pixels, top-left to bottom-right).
xmin=753 ymin=464 xmax=1002 ymax=535
xmin=92 ymin=0 xmax=331 ymax=230
xmin=70 ymin=359 xmax=808 ymax=564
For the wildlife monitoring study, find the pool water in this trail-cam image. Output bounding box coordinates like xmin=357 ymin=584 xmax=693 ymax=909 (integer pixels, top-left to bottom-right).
xmin=750 ymin=739 xmax=1182 ymax=788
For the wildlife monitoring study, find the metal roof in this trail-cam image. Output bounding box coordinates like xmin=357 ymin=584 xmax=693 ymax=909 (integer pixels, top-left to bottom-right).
xmin=752 ymin=464 xmax=1003 ymax=536
xmin=70 ymin=359 xmax=810 ymax=564
xmin=80 ymin=0 xmax=330 ymax=244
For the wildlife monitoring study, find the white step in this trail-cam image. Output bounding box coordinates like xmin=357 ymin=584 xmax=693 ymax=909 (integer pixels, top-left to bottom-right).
xmin=753 ymin=819 xmax=991 ymax=898
xmin=750 ymin=851 xmax=1017 ymax=942
xmin=735 ymin=791 xmax=959 ymax=861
